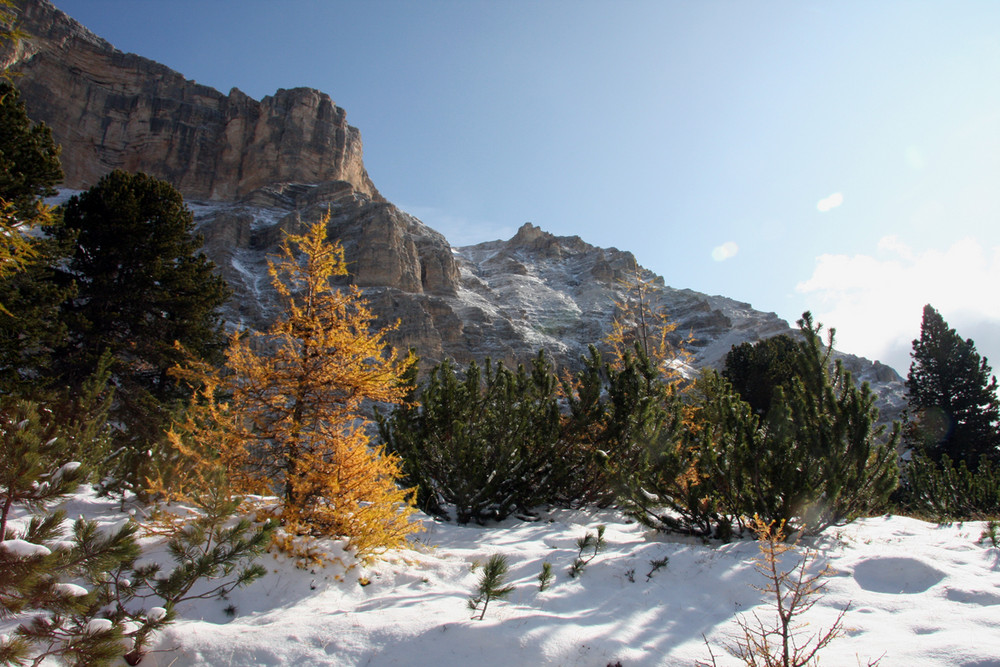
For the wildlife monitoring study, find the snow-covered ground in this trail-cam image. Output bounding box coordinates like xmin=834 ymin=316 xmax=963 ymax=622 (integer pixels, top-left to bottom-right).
xmin=7 ymin=491 xmax=1000 ymax=666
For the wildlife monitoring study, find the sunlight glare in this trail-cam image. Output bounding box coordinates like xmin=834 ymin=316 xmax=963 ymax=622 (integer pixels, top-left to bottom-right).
xmin=711 ymin=241 xmax=739 ymax=262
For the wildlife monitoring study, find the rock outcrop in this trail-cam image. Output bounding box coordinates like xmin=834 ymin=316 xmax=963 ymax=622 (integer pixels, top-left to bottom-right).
xmin=5 ymin=0 xmax=379 ymax=201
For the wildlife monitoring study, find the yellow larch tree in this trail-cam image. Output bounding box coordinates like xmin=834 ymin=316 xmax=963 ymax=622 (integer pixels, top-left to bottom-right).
xmin=165 ymin=213 xmax=421 ymax=560
xmin=605 ymin=258 xmax=692 ymax=382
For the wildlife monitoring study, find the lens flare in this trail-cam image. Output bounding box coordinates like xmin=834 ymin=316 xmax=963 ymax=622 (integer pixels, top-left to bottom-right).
xmin=711 ymin=241 xmax=739 ymax=261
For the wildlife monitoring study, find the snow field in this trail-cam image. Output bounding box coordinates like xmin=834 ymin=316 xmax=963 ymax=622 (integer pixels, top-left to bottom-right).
xmin=7 ymin=492 xmax=1000 ymax=666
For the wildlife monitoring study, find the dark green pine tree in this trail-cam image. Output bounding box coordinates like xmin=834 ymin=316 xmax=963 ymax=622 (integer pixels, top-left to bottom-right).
xmin=722 ymin=333 xmax=800 ymax=417
xmin=0 ymin=81 xmax=74 ymax=392
xmin=57 ymin=170 xmax=231 ymax=495
xmin=906 ymin=304 xmax=1000 ymax=465
xmin=0 ymin=81 xmax=62 ymax=220
xmin=378 ymin=351 xmax=564 ymax=524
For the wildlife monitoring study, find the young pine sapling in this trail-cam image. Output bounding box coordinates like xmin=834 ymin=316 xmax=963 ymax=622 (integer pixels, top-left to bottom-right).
xmin=537 ymin=561 xmax=554 ymax=591
xmin=569 ymin=524 xmax=606 ymax=578
xmin=468 ymin=553 xmax=516 ymax=620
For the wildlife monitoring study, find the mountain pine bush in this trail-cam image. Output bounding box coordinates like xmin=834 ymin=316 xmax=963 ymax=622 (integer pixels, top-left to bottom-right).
xmin=1 ymin=398 xmax=274 ymax=665
xmin=378 ymin=351 xmax=565 ymax=523
xmin=622 ymin=314 xmax=899 ymax=538
xmin=562 ymin=344 xmax=687 ymax=507
xmin=895 ymin=454 xmax=1000 ymax=520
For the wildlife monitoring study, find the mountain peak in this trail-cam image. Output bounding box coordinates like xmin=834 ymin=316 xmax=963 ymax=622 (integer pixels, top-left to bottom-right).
xmin=510 ymin=222 xmax=547 ymax=245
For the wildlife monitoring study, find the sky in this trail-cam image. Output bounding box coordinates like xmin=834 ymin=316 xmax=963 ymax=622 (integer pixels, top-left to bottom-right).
xmin=47 ymin=0 xmax=1000 ymax=375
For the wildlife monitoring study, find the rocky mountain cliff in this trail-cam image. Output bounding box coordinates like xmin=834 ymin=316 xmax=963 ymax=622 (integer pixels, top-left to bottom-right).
xmin=9 ymin=0 xmax=906 ymax=420
xmin=5 ymin=0 xmax=379 ymax=201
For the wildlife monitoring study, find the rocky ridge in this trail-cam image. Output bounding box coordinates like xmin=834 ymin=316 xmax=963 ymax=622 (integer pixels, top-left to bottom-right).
xmin=17 ymin=0 xmax=906 ymax=421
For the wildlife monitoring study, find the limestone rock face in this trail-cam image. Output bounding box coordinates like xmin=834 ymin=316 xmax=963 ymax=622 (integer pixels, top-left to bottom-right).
xmin=6 ymin=0 xmax=379 ymax=201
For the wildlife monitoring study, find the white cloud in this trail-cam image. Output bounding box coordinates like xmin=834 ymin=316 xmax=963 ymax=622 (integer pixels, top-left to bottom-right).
xmin=816 ymin=192 xmax=844 ymax=212
xmin=796 ymin=236 xmax=1000 ymax=373
xmin=711 ymin=241 xmax=739 ymax=262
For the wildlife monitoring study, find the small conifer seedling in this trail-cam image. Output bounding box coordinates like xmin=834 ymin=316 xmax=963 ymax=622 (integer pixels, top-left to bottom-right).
xmin=981 ymin=520 xmax=1000 ymax=549
xmin=646 ymin=556 xmax=669 ymax=581
xmin=468 ymin=553 xmax=516 ymax=620
xmin=538 ymin=561 xmax=554 ymax=591
xmin=569 ymin=525 xmax=606 ymax=578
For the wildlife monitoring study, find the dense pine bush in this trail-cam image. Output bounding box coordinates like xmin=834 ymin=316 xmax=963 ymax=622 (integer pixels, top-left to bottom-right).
xmin=895 ymin=454 xmax=1000 ymax=520
xmin=621 ymin=314 xmax=900 ymax=538
xmin=378 ymin=351 xmax=565 ymax=523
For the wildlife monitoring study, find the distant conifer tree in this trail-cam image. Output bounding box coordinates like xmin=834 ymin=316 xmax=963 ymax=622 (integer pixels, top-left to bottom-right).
xmin=905 ymin=304 xmax=1000 ymax=465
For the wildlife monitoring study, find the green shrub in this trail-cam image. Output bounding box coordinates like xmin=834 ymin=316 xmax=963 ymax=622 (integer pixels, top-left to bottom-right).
xmin=378 ymin=351 xmax=564 ymax=523
xmin=621 ymin=314 xmax=899 ymax=537
xmin=895 ymin=454 xmax=1000 ymax=520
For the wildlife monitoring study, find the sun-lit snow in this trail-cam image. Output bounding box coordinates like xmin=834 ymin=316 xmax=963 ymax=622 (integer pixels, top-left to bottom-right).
xmin=5 ymin=490 xmax=1000 ymax=666
xmin=0 ymin=538 xmax=52 ymax=558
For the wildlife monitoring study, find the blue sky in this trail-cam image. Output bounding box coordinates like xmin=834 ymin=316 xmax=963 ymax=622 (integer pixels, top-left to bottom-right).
xmin=48 ymin=0 xmax=1000 ymax=374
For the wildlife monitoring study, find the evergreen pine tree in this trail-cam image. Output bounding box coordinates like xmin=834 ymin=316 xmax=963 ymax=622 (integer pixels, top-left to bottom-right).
xmin=906 ymin=304 xmax=1000 ymax=465
xmin=722 ymin=334 xmax=800 ymax=417
xmin=57 ymin=170 xmax=231 ymax=494
xmin=0 ymin=81 xmax=62 ymax=293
